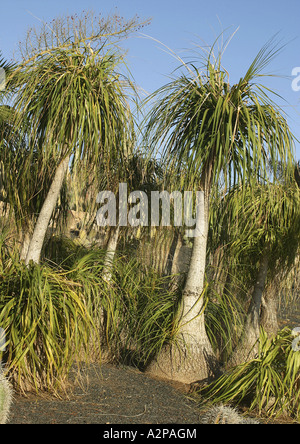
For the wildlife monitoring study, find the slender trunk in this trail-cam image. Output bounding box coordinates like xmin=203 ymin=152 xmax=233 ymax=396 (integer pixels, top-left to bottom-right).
xmin=98 ymin=225 xmax=120 ymax=359
xmin=102 ymin=225 xmax=120 ymax=281
xmin=146 ymin=191 xmax=218 ymax=384
xmin=165 ymin=230 xmax=179 ymax=276
xmin=229 ymin=254 xmax=269 ymax=366
xmin=20 ymin=230 xmax=31 ymax=262
xmin=25 ymin=157 xmax=70 ymax=265
xmin=19 ymin=218 xmax=36 ymax=261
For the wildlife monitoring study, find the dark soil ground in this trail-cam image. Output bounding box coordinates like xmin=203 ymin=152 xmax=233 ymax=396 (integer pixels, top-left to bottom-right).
xmin=8 ymin=363 xmax=201 ymax=424
xmin=8 ymin=362 xmax=297 ymax=425
xmin=8 ymin=308 xmax=300 ymax=425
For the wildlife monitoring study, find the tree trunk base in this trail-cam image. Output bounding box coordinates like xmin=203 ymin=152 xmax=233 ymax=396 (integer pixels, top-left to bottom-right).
xmin=145 ymin=336 xmax=218 ymax=384
xmin=228 ymin=326 xmax=259 ymax=368
xmin=261 ymin=292 xmax=279 ymax=337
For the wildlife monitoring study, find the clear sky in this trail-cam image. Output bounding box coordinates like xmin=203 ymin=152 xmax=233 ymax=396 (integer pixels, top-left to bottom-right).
xmin=1 ymin=0 xmax=299 ymax=159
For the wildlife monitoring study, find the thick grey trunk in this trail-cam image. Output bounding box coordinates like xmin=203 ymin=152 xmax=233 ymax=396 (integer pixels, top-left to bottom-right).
xmin=146 ymin=192 xmax=217 ymax=384
xmin=169 ymin=235 xmax=189 ymax=290
xmin=230 ymin=254 xmax=269 ymax=366
xmin=181 ymin=191 xmax=208 ymax=325
xmin=25 ymin=157 xmax=70 ymax=265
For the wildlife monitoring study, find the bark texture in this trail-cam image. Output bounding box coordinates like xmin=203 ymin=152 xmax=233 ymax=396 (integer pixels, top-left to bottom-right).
xmin=261 ymin=284 xmax=279 ymax=337
xmin=146 ymin=192 xmax=217 ymax=384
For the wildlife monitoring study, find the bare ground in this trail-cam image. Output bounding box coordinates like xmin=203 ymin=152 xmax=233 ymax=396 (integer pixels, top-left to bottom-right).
xmin=8 ymin=363 xmax=200 ymax=424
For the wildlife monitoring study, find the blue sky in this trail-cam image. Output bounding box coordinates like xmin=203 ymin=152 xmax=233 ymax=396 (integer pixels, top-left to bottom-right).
xmin=1 ymin=0 xmax=299 ymax=159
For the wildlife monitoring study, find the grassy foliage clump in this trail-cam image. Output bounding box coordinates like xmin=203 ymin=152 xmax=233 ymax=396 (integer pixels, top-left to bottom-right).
xmin=101 ymin=257 xmax=181 ymax=367
xmin=0 ymin=234 xmax=180 ymax=393
xmin=0 ymin=258 xmax=96 ymax=394
xmin=199 ymin=328 xmax=300 ymax=420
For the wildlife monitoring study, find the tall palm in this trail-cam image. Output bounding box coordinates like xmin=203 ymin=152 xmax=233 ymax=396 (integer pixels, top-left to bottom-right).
xmin=215 ymin=180 xmax=300 ymax=365
xmin=144 ymin=37 xmax=295 ymax=383
xmin=9 ymin=37 xmax=136 ymax=265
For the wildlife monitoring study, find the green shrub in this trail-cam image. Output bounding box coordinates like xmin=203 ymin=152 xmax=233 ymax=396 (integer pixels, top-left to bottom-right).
xmin=98 ymin=256 xmax=181 ymax=368
xmin=199 ymin=328 xmax=300 ymax=420
xmin=0 ymin=260 xmax=96 ymax=394
xmin=0 ymin=238 xmax=181 ymax=392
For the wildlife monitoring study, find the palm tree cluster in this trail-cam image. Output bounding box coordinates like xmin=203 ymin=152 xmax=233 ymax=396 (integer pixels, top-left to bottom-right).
xmin=0 ymin=13 xmax=299 ymax=420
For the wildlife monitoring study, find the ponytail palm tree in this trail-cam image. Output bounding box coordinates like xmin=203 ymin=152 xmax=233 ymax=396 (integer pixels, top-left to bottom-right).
xmin=10 ymin=24 xmax=137 ymax=265
xmin=216 ymin=179 xmax=300 ymax=365
xmin=144 ymin=37 xmax=295 ymax=384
